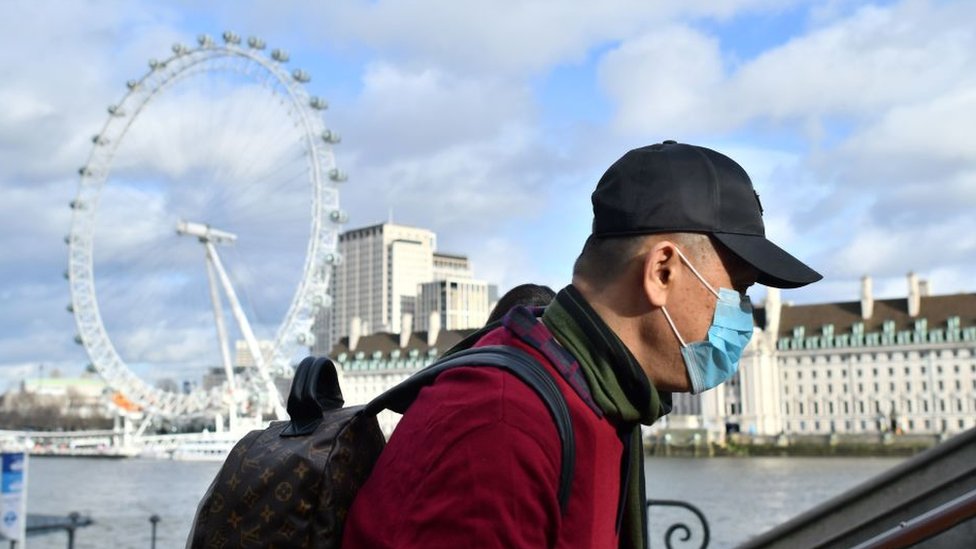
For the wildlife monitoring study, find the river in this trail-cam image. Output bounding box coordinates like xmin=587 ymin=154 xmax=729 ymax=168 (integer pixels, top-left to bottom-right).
xmin=25 ymin=455 xmax=902 ymax=548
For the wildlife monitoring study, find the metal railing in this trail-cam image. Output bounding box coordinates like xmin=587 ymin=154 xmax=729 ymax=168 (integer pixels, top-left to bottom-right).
xmin=648 ymin=499 xmax=711 ymax=548
xmin=851 ymin=488 xmax=976 ymax=549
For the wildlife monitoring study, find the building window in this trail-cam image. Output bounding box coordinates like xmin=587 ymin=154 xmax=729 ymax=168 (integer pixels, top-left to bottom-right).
xmin=874 ymin=382 xmax=879 ymax=392
xmin=907 ymin=400 xmax=912 ymax=413
xmin=858 ymin=401 xmax=865 ymax=413
xmin=904 ymin=366 xmax=910 ymax=375
xmin=815 ymin=420 xmax=821 ymax=431
xmin=954 ymin=365 xmax=960 ymax=374
xmin=829 ymin=402 xmax=835 ymax=414
xmin=960 ymin=419 xmax=966 ymax=429
xmin=857 ymin=369 xmax=863 ymax=377
xmin=922 ymin=381 xmax=928 ymax=391
xmin=908 ymin=420 xmax=915 ymax=430
xmin=957 ymin=399 xmax=964 ymax=412
xmin=858 ymin=383 xmax=864 ymax=393
xmin=812 ymin=370 xmax=817 ymax=379
xmin=785 ymin=403 xmax=790 ymax=415
xmin=798 ymin=371 xmax=803 ymax=380
xmin=827 ymin=370 xmax=832 ymax=378
xmin=906 ymin=381 xmax=911 ymax=392
xmin=844 ymin=401 xmax=850 ymax=414
xmin=813 ymin=385 xmax=819 ymax=394
xmin=925 ymin=419 xmax=931 ymax=430
xmin=938 ymin=380 xmax=944 ymax=391
xmin=921 ymin=366 xmax=927 ymax=374
xmin=872 ymin=368 xmax=879 ymax=376
xmin=955 ymin=380 xmax=961 ymax=391
xmin=799 ymin=403 xmax=805 ymax=414
xmin=888 ymin=367 xmax=895 ymax=376
xmin=923 ymin=399 xmax=929 ymax=412
xmin=937 ymin=366 xmax=943 ymax=375
xmin=940 ymin=400 xmax=946 ymax=412
xmin=814 ymin=402 xmax=820 ymax=414
xmin=861 ymin=420 xmax=867 ymax=430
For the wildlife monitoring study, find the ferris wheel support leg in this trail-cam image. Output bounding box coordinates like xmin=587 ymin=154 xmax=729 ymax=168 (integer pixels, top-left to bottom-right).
xmin=204 ymin=255 xmax=238 ymax=425
xmin=204 ymin=241 xmax=287 ymax=420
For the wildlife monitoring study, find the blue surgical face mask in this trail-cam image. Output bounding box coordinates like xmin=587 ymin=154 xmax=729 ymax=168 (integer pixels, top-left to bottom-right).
xmin=661 ymin=248 xmax=755 ymax=394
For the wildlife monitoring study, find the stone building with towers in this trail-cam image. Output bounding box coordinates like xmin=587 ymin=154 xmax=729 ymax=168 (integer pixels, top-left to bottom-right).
xmin=668 ymin=273 xmax=976 ymax=437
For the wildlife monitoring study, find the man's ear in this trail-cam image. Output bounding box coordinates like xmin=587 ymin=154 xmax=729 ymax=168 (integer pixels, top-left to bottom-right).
xmin=642 ymin=240 xmax=678 ymax=308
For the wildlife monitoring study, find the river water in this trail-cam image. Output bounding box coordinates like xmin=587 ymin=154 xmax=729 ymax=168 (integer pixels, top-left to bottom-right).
xmin=25 ymin=455 xmax=901 ymax=548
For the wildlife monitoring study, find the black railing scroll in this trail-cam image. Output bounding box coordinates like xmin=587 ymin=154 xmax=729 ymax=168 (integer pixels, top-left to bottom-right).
xmin=647 ymin=499 xmax=711 ymax=549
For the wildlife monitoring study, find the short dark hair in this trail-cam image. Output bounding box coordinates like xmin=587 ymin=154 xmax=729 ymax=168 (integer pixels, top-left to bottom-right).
xmin=487 ymin=283 xmax=556 ymax=323
xmin=572 ymin=235 xmax=648 ymax=285
xmin=572 ymin=233 xmax=712 ymax=286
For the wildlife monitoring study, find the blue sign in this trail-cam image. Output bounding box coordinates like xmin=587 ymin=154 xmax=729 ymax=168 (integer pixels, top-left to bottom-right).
xmin=1 ymin=453 xmax=24 ymax=495
xmin=0 ymin=451 xmax=26 ymax=544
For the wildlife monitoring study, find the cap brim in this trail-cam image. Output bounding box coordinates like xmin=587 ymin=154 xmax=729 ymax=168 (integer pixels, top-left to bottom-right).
xmin=712 ymin=232 xmax=822 ymax=289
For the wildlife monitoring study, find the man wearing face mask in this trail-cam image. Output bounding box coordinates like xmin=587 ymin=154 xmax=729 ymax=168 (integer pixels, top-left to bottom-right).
xmin=342 ymin=141 xmax=821 ymax=549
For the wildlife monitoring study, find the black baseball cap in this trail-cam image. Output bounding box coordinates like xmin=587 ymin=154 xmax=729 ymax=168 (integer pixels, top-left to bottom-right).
xmin=591 ymin=140 xmax=822 ymax=289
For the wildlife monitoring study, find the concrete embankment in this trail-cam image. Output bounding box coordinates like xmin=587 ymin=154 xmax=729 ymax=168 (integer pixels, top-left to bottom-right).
xmin=645 ymin=429 xmax=944 ymax=457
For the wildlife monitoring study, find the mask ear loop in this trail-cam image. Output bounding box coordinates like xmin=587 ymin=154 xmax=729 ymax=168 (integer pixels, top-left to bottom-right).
xmin=660 ymin=307 xmax=687 ymax=348
xmin=673 ymin=246 xmax=721 ymax=299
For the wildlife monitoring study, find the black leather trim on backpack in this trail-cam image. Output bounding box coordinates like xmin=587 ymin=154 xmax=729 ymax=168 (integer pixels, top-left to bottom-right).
xmin=282 ymin=356 xmax=345 ymax=437
xmin=364 ymin=345 xmax=576 ymax=513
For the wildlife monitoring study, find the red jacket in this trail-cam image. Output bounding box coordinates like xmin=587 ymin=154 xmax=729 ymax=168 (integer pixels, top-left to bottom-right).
xmin=342 ymin=316 xmax=626 ymax=548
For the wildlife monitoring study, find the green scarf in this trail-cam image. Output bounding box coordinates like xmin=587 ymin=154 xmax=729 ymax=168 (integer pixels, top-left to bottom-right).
xmin=543 ymin=285 xmax=666 ymax=549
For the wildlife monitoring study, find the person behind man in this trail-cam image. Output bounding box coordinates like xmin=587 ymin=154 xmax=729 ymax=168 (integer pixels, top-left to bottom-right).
xmin=487 ymin=283 xmax=556 ymax=323
xmin=342 ymin=140 xmax=821 ymax=548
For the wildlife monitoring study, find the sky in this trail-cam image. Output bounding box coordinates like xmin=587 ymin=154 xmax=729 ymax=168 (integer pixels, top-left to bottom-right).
xmin=2 ymin=0 xmax=975 ymax=386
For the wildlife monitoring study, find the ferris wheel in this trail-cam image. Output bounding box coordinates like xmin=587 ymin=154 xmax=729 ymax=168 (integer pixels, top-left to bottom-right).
xmin=66 ymin=32 xmax=347 ymax=420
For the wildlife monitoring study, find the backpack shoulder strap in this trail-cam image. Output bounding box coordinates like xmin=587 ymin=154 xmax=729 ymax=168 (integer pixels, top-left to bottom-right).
xmin=364 ymin=345 xmax=575 ymax=513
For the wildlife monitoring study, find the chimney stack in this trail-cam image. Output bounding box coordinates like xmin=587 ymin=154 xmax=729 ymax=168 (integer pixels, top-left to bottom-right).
xmin=400 ymin=313 xmax=413 ymax=349
xmin=919 ymin=279 xmax=931 ymax=297
xmin=861 ymin=276 xmax=874 ymax=320
xmin=427 ymin=311 xmax=441 ymax=347
xmin=349 ymin=316 xmax=362 ymax=352
xmin=908 ymin=272 xmax=921 ymax=317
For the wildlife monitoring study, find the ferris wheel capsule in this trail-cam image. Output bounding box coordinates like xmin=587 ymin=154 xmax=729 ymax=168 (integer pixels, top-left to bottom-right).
xmin=292 ymin=69 xmax=311 ymax=83
xmin=328 ymin=168 xmax=348 ymax=182
xmin=309 ymin=96 xmax=328 ymax=110
xmin=107 ymin=105 xmax=125 ymax=117
xmin=126 ymin=80 xmax=140 ymax=90
xmin=247 ymin=36 xmax=266 ymax=49
xmin=271 ymin=49 xmax=289 ymax=62
xmin=222 ymin=31 xmax=241 ymax=45
xmin=197 ymin=34 xmax=214 ymax=47
xmin=321 ymin=130 xmax=341 ymax=144
xmin=172 ymin=43 xmax=190 ymax=56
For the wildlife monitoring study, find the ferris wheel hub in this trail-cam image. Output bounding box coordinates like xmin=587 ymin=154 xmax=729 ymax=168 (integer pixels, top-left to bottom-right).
xmin=176 ymin=220 xmax=237 ymax=244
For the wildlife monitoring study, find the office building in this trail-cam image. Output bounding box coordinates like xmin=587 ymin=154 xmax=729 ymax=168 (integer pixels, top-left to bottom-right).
xmin=417 ymin=278 xmax=491 ymax=331
xmin=312 ymin=222 xmax=496 ymax=354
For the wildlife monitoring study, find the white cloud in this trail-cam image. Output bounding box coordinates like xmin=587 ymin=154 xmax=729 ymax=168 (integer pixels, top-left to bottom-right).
xmin=600 ymin=0 xmax=976 ymax=136
xmin=599 ymin=26 xmax=729 ymax=134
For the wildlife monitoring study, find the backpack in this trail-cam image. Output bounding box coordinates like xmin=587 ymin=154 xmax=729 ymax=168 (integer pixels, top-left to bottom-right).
xmin=186 ymin=345 xmax=575 ymax=549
